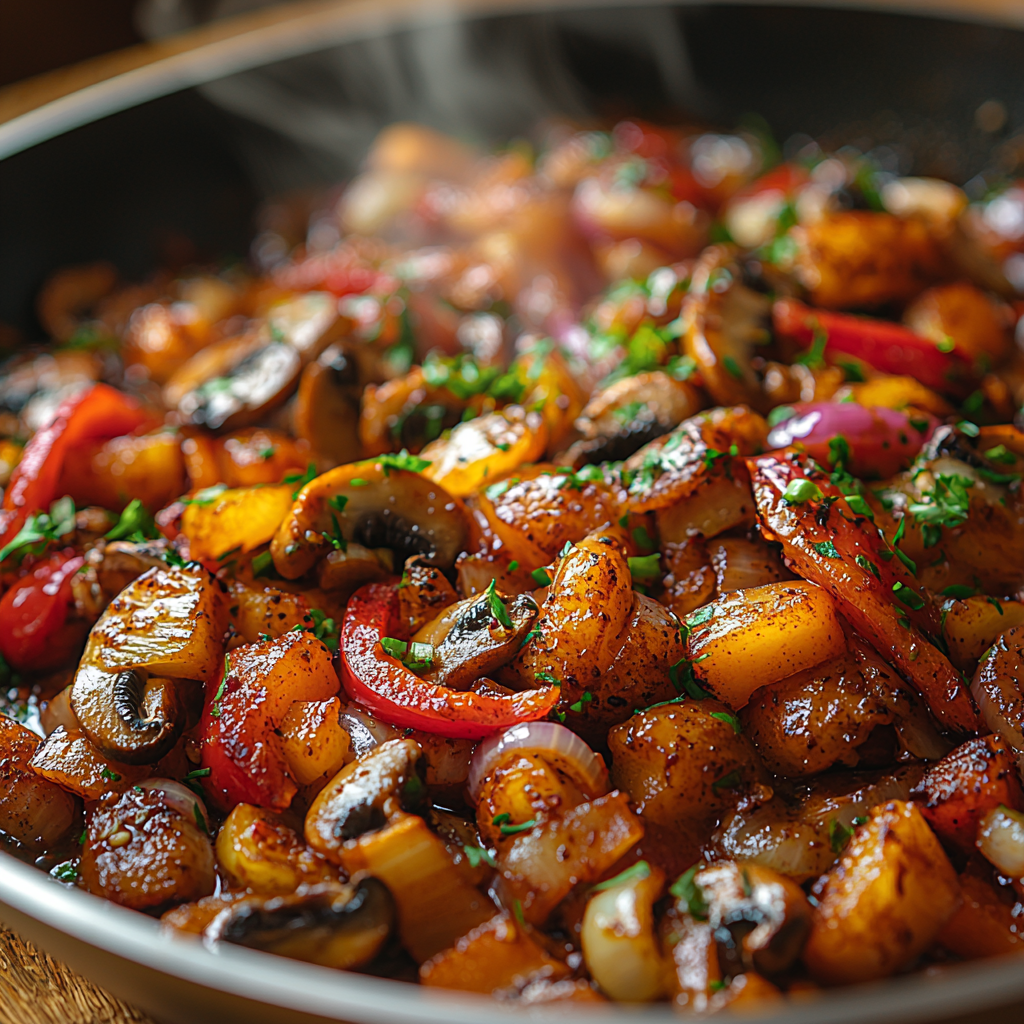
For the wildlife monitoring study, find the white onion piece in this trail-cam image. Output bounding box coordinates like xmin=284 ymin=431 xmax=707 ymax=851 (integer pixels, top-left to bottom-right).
xmin=977 ymin=806 xmax=1024 ymax=877
xmin=141 ymin=778 xmax=211 ymax=831
xmin=970 ymin=669 xmax=1024 ymax=776
xmin=466 ymin=721 xmax=608 ymax=805
xmin=340 ymin=703 xmax=400 ymax=760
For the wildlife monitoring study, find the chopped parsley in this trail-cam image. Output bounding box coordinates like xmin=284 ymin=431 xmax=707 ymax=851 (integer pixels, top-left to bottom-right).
xmin=284 ymin=463 xmax=317 ymax=497
xmin=711 ymin=769 xmax=741 ymax=793
xmin=628 ymin=554 xmax=661 ymax=580
xmin=463 ymin=845 xmax=497 ymax=869
xmin=378 ymin=450 xmax=431 ymax=474
xmin=909 ymin=474 xmax=974 ymax=548
xmin=105 ymin=498 xmax=160 ymax=542
xmin=855 ymin=554 xmax=880 ymax=579
xmin=0 ymin=496 xmax=76 ymax=563
xmin=669 ymin=865 xmax=708 ymax=920
xmin=485 ymin=578 xmax=513 ymax=629
xmin=591 ymin=860 xmax=651 ymax=892
xmin=814 ymin=540 xmax=841 ymax=558
xmin=829 ymin=818 xmax=855 ymax=854
xmin=892 ymin=581 xmax=926 ymax=611
xmin=710 ymin=710 xmax=742 ymax=734
xmin=568 ymin=691 xmax=593 ymax=713
xmin=493 ymin=813 xmax=537 ymax=836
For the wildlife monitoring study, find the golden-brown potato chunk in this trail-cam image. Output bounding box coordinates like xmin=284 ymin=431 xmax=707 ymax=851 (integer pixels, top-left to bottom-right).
xmin=686 ymin=581 xmax=847 ymax=709
xmin=791 ymin=211 xmax=945 ymax=309
xmin=608 ymin=699 xmax=765 ymax=825
xmin=510 ymin=529 xmax=681 ymax=741
xmin=802 ymin=800 xmax=960 ymax=984
xmin=741 ymin=655 xmax=894 ymax=778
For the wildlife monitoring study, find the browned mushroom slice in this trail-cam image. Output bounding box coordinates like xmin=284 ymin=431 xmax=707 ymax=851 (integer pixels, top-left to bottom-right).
xmin=295 ymin=345 xmax=362 ymax=468
xmin=165 ymin=293 xmax=347 ymax=431
xmin=266 ymin=292 xmax=348 ymax=360
xmin=317 ymin=543 xmax=392 ymax=593
xmin=271 ymin=461 xmax=468 ymax=579
xmin=684 ymin=861 xmax=812 ymax=977
xmin=305 ymin=739 xmax=422 ymax=853
xmin=682 ymin=245 xmax=770 ymax=410
xmin=208 ymin=878 xmax=394 ymax=970
xmin=563 ymin=371 xmax=704 ymax=466
xmin=412 ymin=591 xmax=539 ymax=690
xmin=70 ymin=664 xmax=195 ymax=765
xmin=175 ymin=341 xmax=302 ymax=431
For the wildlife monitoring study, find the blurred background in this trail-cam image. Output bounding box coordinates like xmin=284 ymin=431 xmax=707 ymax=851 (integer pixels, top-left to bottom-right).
xmin=3 ymin=0 xmax=1024 ymax=336
xmin=0 ymin=0 xmax=140 ymax=89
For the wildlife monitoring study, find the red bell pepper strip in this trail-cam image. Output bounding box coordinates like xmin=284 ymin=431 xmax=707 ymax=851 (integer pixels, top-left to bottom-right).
xmin=0 ymin=551 xmax=85 ymax=672
xmin=0 ymin=384 xmax=153 ymax=552
xmin=340 ymin=582 xmax=560 ymax=740
xmin=773 ymin=298 xmax=973 ymax=395
xmin=748 ymin=452 xmax=981 ymax=735
xmin=199 ymin=629 xmax=338 ymax=811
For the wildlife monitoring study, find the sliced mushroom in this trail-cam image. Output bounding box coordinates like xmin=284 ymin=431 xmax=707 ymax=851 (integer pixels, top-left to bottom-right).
xmin=682 ymin=246 xmax=771 ymax=410
xmin=317 ymin=543 xmax=392 ymax=593
xmin=413 ymin=591 xmax=539 ymax=690
xmin=175 ymin=340 xmax=302 ymax=431
xmin=72 ymin=538 xmax=174 ymax=621
xmin=71 ymin=664 xmax=192 ymax=765
xmin=208 ymin=878 xmax=394 ymax=970
xmin=294 ymin=345 xmax=363 ymax=468
xmin=305 ymin=738 xmax=422 ymax=858
xmin=271 ymin=461 xmax=468 ymax=579
xmin=690 ymin=861 xmax=812 ymax=977
xmin=563 ymin=371 xmax=704 ymax=467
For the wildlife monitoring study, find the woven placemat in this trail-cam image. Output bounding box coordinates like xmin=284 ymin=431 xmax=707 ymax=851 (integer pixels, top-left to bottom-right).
xmin=0 ymin=926 xmax=152 ymax=1024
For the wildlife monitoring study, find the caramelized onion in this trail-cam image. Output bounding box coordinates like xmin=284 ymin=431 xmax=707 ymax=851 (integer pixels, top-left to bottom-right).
xmin=466 ymin=722 xmax=608 ymax=804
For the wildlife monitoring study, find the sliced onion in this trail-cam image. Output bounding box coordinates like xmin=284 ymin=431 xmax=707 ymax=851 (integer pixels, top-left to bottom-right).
xmin=340 ymin=702 xmax=399 ymax=760
xmin=971 ymin=660 xmax=1024 ymax=776
xmin=141 ymin=778 xmax=211 ymax=831
xmin=977 ymin=806 xmax=1024 ymax=877
xmin=466 ymin=721 xmax=609 ymax=805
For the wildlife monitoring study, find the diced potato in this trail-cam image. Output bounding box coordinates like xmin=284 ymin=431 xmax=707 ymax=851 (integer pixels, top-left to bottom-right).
xmin=216 ymin=428 xmax=311 ymax=487
xmin=279 ymin=698 xmax=352 ymax=786
xmin=497 ymin=791 xmax=643 ymax=926
xmin=60 ymin=431 xmax=185 ymax=511
xmin=941 ymin=596 xmax=1024 ymax=673
xmin=938 ymin=870 xmax=1023 ymax=959
xmin=181 ymin=484 xmax=295 ymax=563
xmin=803 ymin=800 xmax=961 ymax=984
xmin=910 ymin=734 xmax=1024 ymax=857
xmin=90 ymin=565 xmax=228 ymax=681
xmin=229 ymin=579 xmax=309 ymax=643
xmin=687 ymin=581 xmax=846 ymax=709
xmin=420 ymin=912 xmax=570 ymax=993
xmin=421 ymin=407 xmax=547 ymax=498
xmin=338 ymin=812 xmax=495 ymax=963
xmin=654 ymin=471 xmax=756 ymax=542
xmin=741 ymin=655 xmax=893 ymax=778
xmin=28 ymin=725 xmax=146 ymax=800
xmin=609 ymin=700 xmax=765 ymax=825
xmin=0 ymin=718 xmax=78 ymax=850
xmin=215 ymin=803 xmax=337 ymax=894
xmin=792 ymin=211 xmax=944 ymax=309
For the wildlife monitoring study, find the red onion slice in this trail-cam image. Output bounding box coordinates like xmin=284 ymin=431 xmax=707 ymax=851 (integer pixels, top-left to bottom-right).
xmin=141 ymin=778 xmax=211 ymax=831
xmin=466 ymin=721 xmax=609 ymax=805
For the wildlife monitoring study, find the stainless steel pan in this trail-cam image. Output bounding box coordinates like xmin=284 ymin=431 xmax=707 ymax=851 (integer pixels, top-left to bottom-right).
xmin=0 ymin=3 xmax=1022 ymax=1020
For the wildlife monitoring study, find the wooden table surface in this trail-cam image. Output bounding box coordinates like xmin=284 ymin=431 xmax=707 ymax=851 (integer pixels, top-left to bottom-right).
xmin=0 ymin=926 xmax=151 ymax=1024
